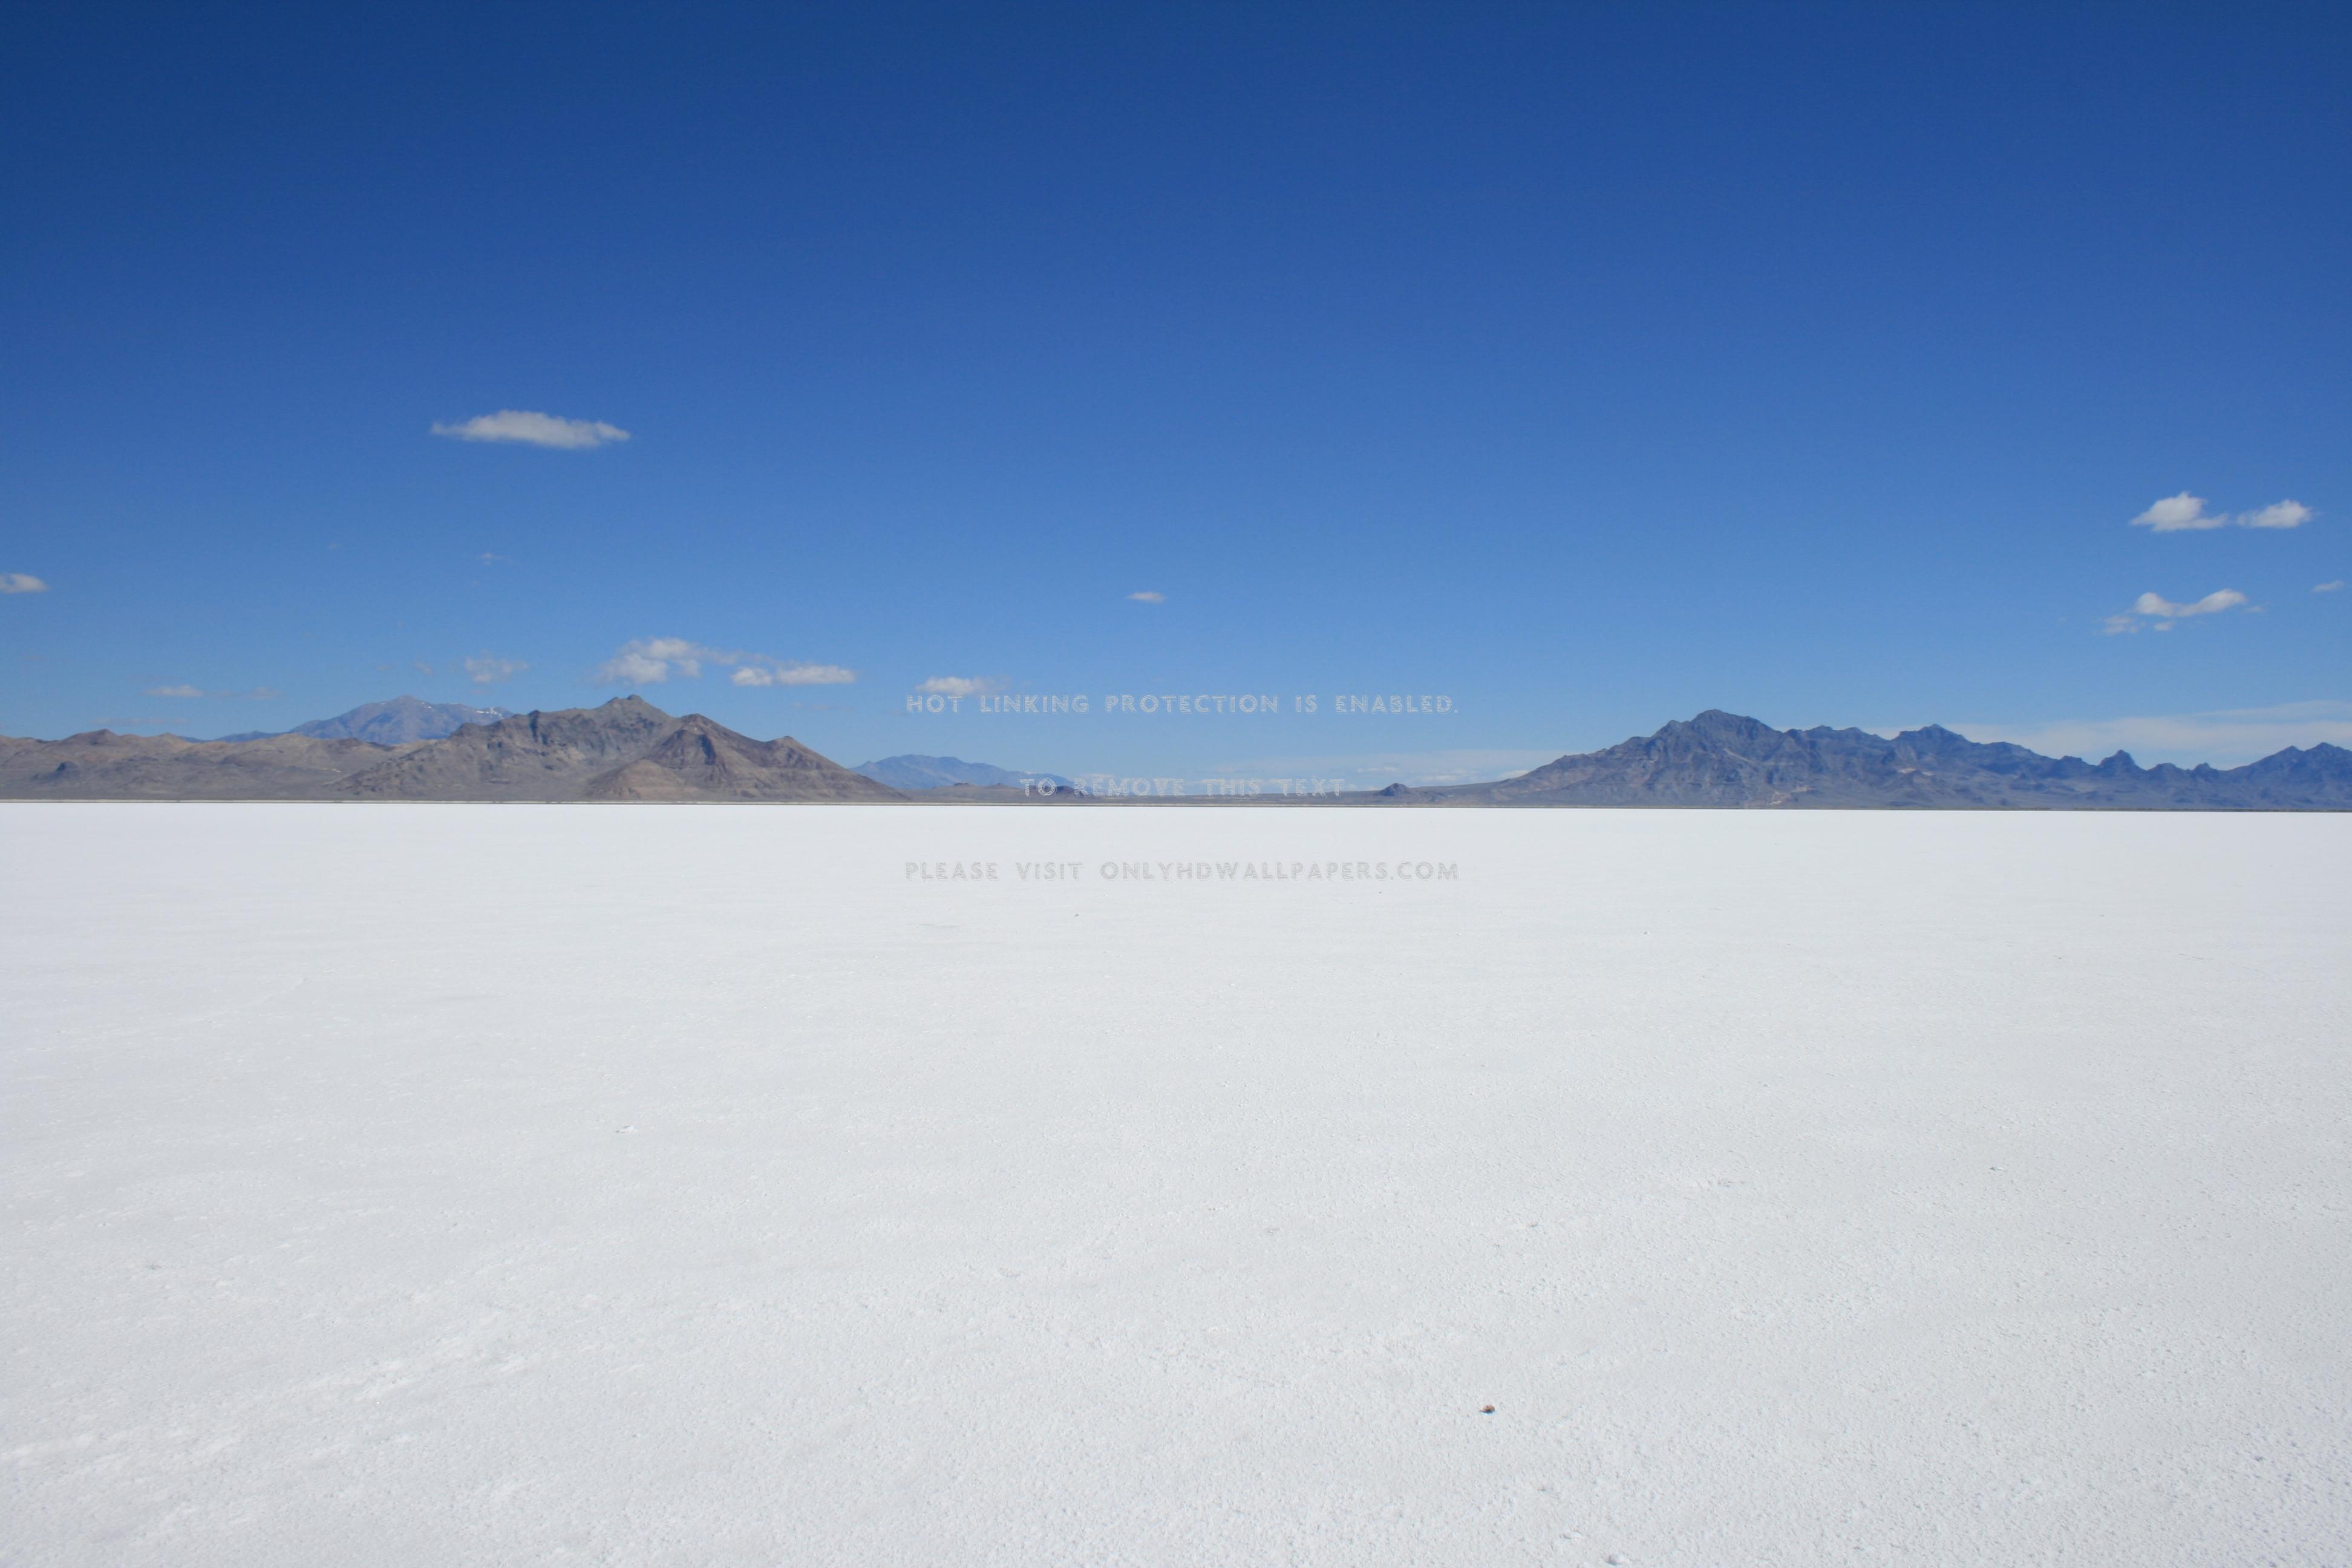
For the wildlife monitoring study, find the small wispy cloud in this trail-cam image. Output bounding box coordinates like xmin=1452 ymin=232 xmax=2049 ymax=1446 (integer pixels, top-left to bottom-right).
xmin=915 ymin=676 xmax=1003 ymax=697
xmin=1128 ymin=590 xmax=1167 ymax=603
xmin=2316 ymin=580 xmax=2346 ymax=593
xmin=1 ymin=573 xmax=48 ymax=594
xmin=599 ymin=638 xmax=699 ymax=684
xmin=2129 ymin=492 xmax=2313 ymax=532
xmin=143 ymin=684 xmax=281 ymax=699
xmin=597 ymin=636 xmax=854 ymax=687
xmin=2134 ymin=588 xmax=2247 ymax=618
xmin=463 ymin=654 xmax=528 ymax=685
xmin=432 ymin=410 xmax=630 ymax=449
xmin=2104 ymin=587 xmax=2250 ymax=633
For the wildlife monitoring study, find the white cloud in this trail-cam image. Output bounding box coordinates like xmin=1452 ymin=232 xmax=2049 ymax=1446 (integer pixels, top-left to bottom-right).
xmin=2106 ymin=587 xmax=2250 ymax=632
xmin=2129 ymin=492 xmax=2314 ymax=532
xmin=598 ymin=638 xmax=696 ymax=684
xmin=732 ymin=662 xmax=856 ymax=687
xmin=915 ymin=676 xmax=1002 ymax=697
xmin=463 ymin=655 xmax=528 ymax=685
xmin=2133 ymin=588 xmax=2246 ymax=619
xmin=1948 ymin=700 xmax=2352 ymax=768
xmin=146 ymin=684 xmax=205 ymax=698
xmin=1128 ymin=590 xmax=1167 ymax=603
xmin=1 ymin=573 xmax=48 ymax=594
xmin=2314 ymin=580 xmax=2345 ymax=593
xmin=2241 ymin=500 xmax=2313 ymax=530
xmin=598 ymin=636 xmax=854 ymax=687
xmin=431 ymin=410 xmax=630 ymax=449
xmin=2131 ymin=493 xmax=2225 ymax=532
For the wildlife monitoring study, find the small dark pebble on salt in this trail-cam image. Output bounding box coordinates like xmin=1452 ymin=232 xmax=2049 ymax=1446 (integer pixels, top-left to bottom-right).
xmin=1481 ymin=1405 xmax=1495 ymax=1414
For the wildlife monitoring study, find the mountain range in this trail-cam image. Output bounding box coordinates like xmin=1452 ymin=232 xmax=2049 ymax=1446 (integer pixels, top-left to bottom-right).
xmin=216 ymin=695 xmax=515 ymax=745
xmin=1385 ymin=709 xmax=2352 ymax=809
xmin=0 ymin=697 xmax=897 ymax=802
xmin=2 ymin=701 xmax=2345 ymax=807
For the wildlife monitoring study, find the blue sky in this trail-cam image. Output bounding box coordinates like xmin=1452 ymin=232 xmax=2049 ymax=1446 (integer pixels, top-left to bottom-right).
xmin=2 ymin=2 xmax=2346 ymax=780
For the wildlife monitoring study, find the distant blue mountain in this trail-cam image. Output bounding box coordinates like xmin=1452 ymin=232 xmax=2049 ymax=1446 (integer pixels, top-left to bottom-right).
xmin=218 ymin=695 xmax=515 ymax=745
xmin=854 ymin=754 xmax=1075 ymax=791
xmin=1402 ymin=710 xmax=2352 ymax=809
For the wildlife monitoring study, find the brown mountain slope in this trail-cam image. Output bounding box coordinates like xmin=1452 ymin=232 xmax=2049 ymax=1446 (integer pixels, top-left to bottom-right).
xmin=0 ymin=730 xmax=412 ymax=799
xmin=330 ymin=697 xmax=899 ymax=802
xmin=583 ymin=714 xmax=900 ymax=801
xmin=583 ymin=759 xmax=707 ymax=801
xmin=337 ymin=696 xmax=682 ymax=800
